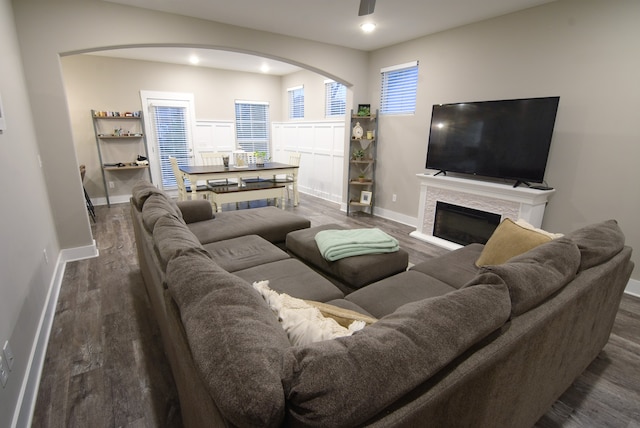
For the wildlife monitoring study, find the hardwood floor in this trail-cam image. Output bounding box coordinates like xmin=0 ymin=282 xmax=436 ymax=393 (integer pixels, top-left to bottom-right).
xmin=32 ymin=194 xmax=640 ymax=427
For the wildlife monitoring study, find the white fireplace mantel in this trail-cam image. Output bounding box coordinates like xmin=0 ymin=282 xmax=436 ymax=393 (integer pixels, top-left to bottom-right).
xmin=411 ymin=174 xmax=556 ymax=250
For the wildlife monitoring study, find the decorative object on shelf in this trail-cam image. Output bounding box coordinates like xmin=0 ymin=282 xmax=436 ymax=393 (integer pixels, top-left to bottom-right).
xmin=352 ymin=148 xmax=366 ymax=160
xmin=358 ymin=174 xmax=366 ymax=182
xmin=352 ymin=122 xmax=364 ymax=139
xmin=357 ymin=104 xmax=371 ymax=116
xmin=360 ymin=191 xmax=372 ymax=205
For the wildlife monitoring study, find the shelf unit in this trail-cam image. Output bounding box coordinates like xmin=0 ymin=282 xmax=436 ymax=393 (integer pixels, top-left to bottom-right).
xmin=347 ymin=109 xmax=378 ymax=215
xmin=92 ymin=110 xmax=151 ymax=207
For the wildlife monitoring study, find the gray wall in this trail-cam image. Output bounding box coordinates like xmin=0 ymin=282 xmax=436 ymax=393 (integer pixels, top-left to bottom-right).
xmin=369 ymin=0 xmax=639 ymax=280
xmin=0 ymin=0 xmax=60 ymax=422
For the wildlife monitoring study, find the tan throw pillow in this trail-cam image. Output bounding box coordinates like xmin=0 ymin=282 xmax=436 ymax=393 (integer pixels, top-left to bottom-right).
xmin=476 ymin=218 xmax=552 ymax=267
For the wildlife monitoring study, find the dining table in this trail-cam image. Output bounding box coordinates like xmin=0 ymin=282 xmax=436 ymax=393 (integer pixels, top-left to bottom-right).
xmin=179 ymin=161 xmax=299 ymax=206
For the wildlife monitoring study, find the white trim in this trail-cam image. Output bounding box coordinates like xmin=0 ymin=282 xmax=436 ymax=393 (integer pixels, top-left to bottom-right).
xmin=235 ymin=99 xmax=269 ymax=105
xmin=286 ymin=85 xmax=303 ymax=92
xmin=323 ymin=79 xmax=335 ymax=84
xmin=380 ymin=60 xmax=418 ymax=73
xmin=625 ymin=278 xmax=640 ymax=298
xmin=14 ymin=242 xmax=98 ymax=428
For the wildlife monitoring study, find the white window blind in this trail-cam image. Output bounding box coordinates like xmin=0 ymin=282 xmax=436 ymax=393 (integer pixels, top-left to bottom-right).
xmin=380 ymin=61 xmax=419 ymax=115
xmin=325 ymin=80 xmax=346 ymax=117
xmin=288 ymin=85 xmax=304 ymax=119
xmin=235 ymin=101 xmax=270 ymax=156
xmin=152 ymin=105 xmax=190 ymax=188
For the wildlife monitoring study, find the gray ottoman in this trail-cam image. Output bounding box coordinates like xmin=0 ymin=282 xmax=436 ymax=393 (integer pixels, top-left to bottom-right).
xmin=286 ymin=223 xmax=409 ymax=293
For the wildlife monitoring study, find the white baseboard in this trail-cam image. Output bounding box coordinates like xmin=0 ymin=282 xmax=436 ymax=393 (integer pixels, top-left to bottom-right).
xmin=625 ymin=278 xmax=640 ymax=298
xmin=15 ymin=241 xmax=98 ymax=428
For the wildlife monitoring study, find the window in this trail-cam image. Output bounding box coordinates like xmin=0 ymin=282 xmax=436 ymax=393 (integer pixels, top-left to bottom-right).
xmin=235 ymin=100 xmax=270 ymax=156
xmin=325 ymin=80 xmax=346 ymax=117
xmin=288 ymin=85 xmax=304 ymax=119
xmin=380 ymin=61 xmax=419 ymax=115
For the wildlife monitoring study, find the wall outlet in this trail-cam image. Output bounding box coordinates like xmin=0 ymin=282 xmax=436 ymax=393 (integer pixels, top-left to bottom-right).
xmin=392 ymin=194 xmax=397 ymax=202
xmin=109 ymin=181 xmax=115 ymax=189
xmin=0 ymin=354 xmax=8 ymax=387
xmin=43 ymin=248 xmax=49 ymax=265
xmin=3 ymin=341 xmax=14 ymax=371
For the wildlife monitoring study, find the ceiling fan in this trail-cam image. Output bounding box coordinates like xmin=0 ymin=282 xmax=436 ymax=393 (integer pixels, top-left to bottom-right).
xmin=358 ymin=0 xmax=376 ymax=16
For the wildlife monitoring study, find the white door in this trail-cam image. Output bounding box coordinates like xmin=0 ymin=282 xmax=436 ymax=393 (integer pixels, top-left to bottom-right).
xmin=140 ymin=91 xmax=197 ymax=189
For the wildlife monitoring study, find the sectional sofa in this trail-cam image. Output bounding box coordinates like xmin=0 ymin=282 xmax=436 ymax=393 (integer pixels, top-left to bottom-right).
xmin=129 ymin=180 xmax=633 ymax=428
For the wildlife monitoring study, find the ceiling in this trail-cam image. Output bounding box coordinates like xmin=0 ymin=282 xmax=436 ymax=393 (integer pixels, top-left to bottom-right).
xmin=94 ymin=0 xmax=555 ymax=75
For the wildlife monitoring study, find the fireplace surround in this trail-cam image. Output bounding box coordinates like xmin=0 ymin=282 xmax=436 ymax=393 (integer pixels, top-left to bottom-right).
xmin=411 ymin=174 xmax=556 ymax=250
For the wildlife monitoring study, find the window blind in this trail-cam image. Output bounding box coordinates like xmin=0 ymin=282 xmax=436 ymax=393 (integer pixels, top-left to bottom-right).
xmin=380 ymin=61 xmax=419 ymax=115
xmin=288 ymin=86 xmax=304 ymax=119
xmin=325 ymin=80 xmax=346 ymax=117
xmin=152 ymin=105 xmax=190 ymax=188
xmin=235 ymin=101 xmax=270 ymax=156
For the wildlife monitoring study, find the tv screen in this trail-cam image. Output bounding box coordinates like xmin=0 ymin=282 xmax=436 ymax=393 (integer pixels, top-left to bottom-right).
xmin=425 ymin=96 xmax=560 ymax=184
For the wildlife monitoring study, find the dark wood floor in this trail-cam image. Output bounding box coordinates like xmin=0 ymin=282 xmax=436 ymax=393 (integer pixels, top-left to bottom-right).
xmin=33 ymin=194 xmax=640 ymax=427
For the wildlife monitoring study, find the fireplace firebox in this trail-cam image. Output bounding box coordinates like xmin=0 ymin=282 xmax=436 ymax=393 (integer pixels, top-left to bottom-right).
xmin=433 ymin=202 xmax=501 ymax=246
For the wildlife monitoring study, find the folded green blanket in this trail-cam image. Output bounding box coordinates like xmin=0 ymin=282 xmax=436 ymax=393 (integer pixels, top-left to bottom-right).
xmin=314 ymin=228 xmax=400 ymax=261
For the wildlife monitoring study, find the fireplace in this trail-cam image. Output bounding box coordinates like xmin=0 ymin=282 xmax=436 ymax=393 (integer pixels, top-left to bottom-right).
xmin=433 ymin=202 xmax=501 ymax=246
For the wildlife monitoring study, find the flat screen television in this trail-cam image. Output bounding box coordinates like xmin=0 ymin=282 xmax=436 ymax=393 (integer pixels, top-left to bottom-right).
xmin=425 ymin=96 xmax=560 ymax=186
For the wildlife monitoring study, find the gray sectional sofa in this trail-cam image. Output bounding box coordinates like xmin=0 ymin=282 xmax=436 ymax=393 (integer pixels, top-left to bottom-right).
xmin=129 ymin=180 xmax=633 ymax=428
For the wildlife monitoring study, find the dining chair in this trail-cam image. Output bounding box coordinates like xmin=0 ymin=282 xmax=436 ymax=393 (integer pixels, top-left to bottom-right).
xmin=273 ymin=152 xmax=301 ymax=206
xmin=169 ymin=156 xmax=212 ymax=201
xmin=201 ymin=152 xmax=232 ymax=187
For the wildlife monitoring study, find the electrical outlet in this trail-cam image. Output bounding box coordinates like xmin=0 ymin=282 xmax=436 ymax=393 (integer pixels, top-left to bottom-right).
xmin=3 ymin=341 xmax=14 ymax=371
xmin=43 ymin=248 xmax=49 ymax=265
xmin=0 ymin=355 xmax=8 ymax=388
xmin=109 ymin=181 xmax=115 ymax=189
xmin=392 ymin=194 xmax=397 ymax=202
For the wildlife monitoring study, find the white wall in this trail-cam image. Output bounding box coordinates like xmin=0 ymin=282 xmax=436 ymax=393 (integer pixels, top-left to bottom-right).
xmin=368 ymin=0 xmax=640 ymax=280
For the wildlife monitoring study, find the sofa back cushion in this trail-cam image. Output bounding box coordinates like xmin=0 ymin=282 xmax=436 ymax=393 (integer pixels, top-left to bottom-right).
xmin=281 ymin=281 xmax=511 ymax=427
xmin=564 ymin=219 xmax=625 ymax=271
xmin=131 ymin=180 xmax=164 ymax=210
xmin=152 ymin=215 xmax=203 ymax=270
xmin=142 ymin=193 xmax=185 ymax=232
xmin=167 ymin=248 xmax=290 ymax=428
xmin=468 ymin=237 xmax=580 ymax=317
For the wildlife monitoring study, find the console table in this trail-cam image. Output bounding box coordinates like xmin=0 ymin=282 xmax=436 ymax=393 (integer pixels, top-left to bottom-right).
xmin=411 ymin=174 xmax=556 ymax=250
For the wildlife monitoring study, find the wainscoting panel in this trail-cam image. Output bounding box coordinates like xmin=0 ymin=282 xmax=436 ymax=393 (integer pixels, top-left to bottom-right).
xmin=273 ymin=121 xmax=346 ymax=203
xmin=194 ymin=121 xmax=235 ymax=162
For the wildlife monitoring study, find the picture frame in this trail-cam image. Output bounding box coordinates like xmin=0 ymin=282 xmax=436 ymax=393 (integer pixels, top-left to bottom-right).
xmin=357 ymin=104 xmax=371 ymax=116
xmin=360 ymin=190 xmax=372 ymax=205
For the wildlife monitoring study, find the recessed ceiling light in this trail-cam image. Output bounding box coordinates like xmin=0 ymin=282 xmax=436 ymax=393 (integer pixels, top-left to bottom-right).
xmin=189 ymin=55 xmax=200 ymax=65
xmin=360 ymin=22 xmax=376 ymax=33
xmin=260 ymin=64 xmax=270 ymax=73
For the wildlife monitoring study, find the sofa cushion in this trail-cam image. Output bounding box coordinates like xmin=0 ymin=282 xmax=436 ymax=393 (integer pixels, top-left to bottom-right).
xmin=253 ymin=281 xmax=365 ymax=346
xmin=282 ymin=281 xmax=511 ymax=427
xmin=131 ymin=180 xmax=165 ymax=210
xmin=346 ymin=270 xmax=457 ymax=318
xmin=142 ymin=193 xmax=185 ymax=232
xmin=564 ymin=219 xmax=625 ymax=271
xmin=176 ymin=199 xmax=214 ymax=223
xmin=475 ymin=218 xmax=556 ymax=267
xmin=203 ymin=235 xmax=290 ymax=272
xmin=166 ymin=248 xmax=290 ymax=428
xmin=410 ymin=243 xmax=482 ymax=289
xmin=153 ymin=215 xmax=203 ymax=270
xmin=322 ymin=299 xmax=376 ymax=319
xmin=188 ymin=206 xmax=310 ymax=245
xmin=233 ymin=258 xmax=344 ymax=302
xmin=467 ymin=237 xmax=580 ymax=316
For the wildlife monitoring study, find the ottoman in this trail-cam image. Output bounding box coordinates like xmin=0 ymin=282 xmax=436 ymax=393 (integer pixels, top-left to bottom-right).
xmin=286 ymin=223 xmax=409 ymax=293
